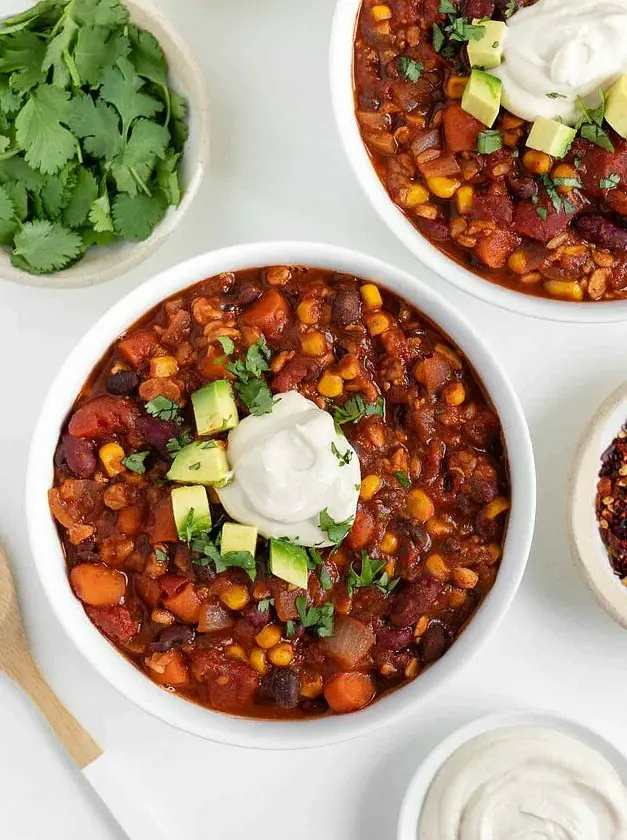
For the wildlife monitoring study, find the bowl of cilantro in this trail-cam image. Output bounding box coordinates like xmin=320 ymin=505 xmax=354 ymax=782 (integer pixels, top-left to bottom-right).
xmin=0 ymin=0 xmax=209 ymax=287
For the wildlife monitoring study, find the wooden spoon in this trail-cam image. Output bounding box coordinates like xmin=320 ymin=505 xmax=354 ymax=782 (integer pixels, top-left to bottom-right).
xmin=0 ymin=543 xmax=102 ymax=767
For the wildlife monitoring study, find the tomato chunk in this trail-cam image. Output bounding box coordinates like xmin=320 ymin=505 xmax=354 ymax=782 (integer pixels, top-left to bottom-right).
xmin=68 ymin=396 xmax=139 ymax=440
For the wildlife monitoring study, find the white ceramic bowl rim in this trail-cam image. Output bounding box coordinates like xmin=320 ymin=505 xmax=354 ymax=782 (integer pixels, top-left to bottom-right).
xmin=26 ymin=242 xmax=536 ymax=749
xmin=397 ymin=709 xmax=627 ymax=840
xmin=329 ymin=0 xmax=627 ymax=324
xmin=570 ymin=382 xmax=627 ymax=627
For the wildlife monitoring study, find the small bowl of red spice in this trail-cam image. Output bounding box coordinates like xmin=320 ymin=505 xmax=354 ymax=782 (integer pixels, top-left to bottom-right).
xmin=571 ymin=383 xmax=627 ymax=628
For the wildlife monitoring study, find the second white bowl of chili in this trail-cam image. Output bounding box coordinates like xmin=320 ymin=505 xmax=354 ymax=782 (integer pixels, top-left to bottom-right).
xmin=330 ymin=0 xmax=627 ymax=323
xmin=26 ymin=242 xmax=535 ymax=748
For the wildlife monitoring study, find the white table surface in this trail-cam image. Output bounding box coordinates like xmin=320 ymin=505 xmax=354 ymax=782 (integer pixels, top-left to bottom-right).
xmin=2 ymin=1 xmax=627 ymax=837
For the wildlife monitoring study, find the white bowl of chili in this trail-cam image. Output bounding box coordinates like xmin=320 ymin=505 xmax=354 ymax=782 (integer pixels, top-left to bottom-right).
xmin=0 ymin=0 xmax=210 ymax=289
xmin=26 ymin=242 xmax=535 ymax=749
xmin=570 ymin=382 xmax=627 ymax=628
xmin=330 ymin=0 xmax=627 ymax=323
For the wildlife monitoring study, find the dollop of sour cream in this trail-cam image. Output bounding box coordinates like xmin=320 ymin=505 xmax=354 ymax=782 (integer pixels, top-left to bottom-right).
xmin=217 ymin=391 xmax=361 ymax=547
xmin=492 ymin=0 xmax=627 ymax=124
xmin=419 ymin=726 xmax=627 ymax=840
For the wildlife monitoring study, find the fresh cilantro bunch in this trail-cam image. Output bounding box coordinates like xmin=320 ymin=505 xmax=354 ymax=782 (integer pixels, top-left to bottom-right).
xmin=0 ymin=0 xmax=188 ymax=274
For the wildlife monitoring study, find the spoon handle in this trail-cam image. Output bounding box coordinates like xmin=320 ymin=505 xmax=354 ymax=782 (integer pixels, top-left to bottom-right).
xmin=7 ymin=650 xmax=102 ymax=768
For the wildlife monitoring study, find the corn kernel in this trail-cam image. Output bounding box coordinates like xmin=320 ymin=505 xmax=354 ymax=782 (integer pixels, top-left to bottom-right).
xmin=452 ymin=567 xmax=479 ymax=589
xmin=255 ymin=624 xmax=282 ymax=650
xmin=405 ymin=185 xmax=430 ymax=207
xmin=380 ymin=532 xmax=399 ymax=554
xmin=522 ymin=150 xmax=551 ymax=174
xmin=443 ymin=381 xmax=465 ymax=406
xmin=226 ymin=644 xmax=248 ymax=663
xmin=337 ymin=355 xmax=360 ymax=380
xmin=508 ymin=248 xmax=529 ymax=274
xmin=384 ymin=559 xmax=396 ymax=577
xmin=99 ymin=442 xmax=126 ymax=477
xmin=483 ymin=497 xmax=510 ymax=520
xmin=404 ymin=657 xmax=420 ymax=678
xmin=449 ymin=587 xmax=468 ymax=608
xmin=552 ymin=162 xmax=578 ymax=193
xmin=149 ymin=355 xmax=178 ymax=378
xmin=268 ymin=642 xmax=294 ymax=667
xmin=407 ymin=488 xmax=434 ymax=522
xmin=300 ymin=673 xmax=324 ymax=699
xmin=360 ymin=283 xmax=383 ymax=308
xmin=249 ymin=647 xmax=268 ymax=676
xmin=414 ymin=615 xmax=429 ymax=636
xmin=544 ymin=279 xmax=584 ymax=301
xmin=318 ymin=372 xmax=344 ymax=398
xmin=426 ymin=176 xmax=460 ymax=199
xmin=220 ymin=584 xmax=250 ymax=611
xmin=446 ymin=75 xmax=468 ymax=100
xmin=296 ymin=299 xmax=320 ymax=325
xmin=301 ymin=329 xmax=326 ymax=357
xmin=425 ymin=553 xmax=449 ymax=580
xmin=366 ymin=312 xmax=391 ymax=336
xmin=360 ymin=474 xmax=382 ymax=501
xmin=426 ymin=516 xmax=454 ymax=537
xmin=371 ymin=4 xmax=392 ymax=21
xmin=455 ymin=184 xmax=474 ymax=215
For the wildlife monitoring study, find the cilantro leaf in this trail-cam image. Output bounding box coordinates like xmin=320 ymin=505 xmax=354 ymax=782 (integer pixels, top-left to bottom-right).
xmin=227 ymin=337 xmax=274 ymax=416
xmin=66 ymin=92 xmax=123 ymax=159
xmin=0 ymin=184 xmax=17 ymax=244
xmin=166 ymin=429 xmax=194 ymax=455
xmin=112 ymin=190 xmax=167 ymax=242
xmin=332 ymin=394 xmax=383 ymax=429
xmin=319 ymin=509 xmax=353 ymax=547
xmin=234 ymin=377 xmax=275 ymax=416
xmin=100 ymin=57 xmax=162 ymax=135
xmin=12 ymin=220 xmax=82 ymax=273
xmin=331 ymin=441 xmax=352 ymax=467
xmin=15 ymin=85 xmax=77 ymax=174
xmin=398 ymin=56 xmax=423 ymax=83
xmin=73 ymin=25 xmax=130 ymax=88
xmin=295 ymin=595 xmax=335 ymax=638
xmin=394 ymin=471 xmax=411 ymax=488
xmin=121 ymin=450 xmax=150 ymax=474
xmin=257 ymin=598 xmax=274 ymax=612
xmin=432 ymin=23 xmax=445 ymax=52
xmin=217 ymin=335 xmax=235 ymax=356
xmin=600 ymin=173 xmax=620 ymax=190
xmin=63 ymin=168 xmax=98 ymax=228
xmin=110 ymin=118 xmax=170 ymax=195
xmin=156 ymin=150 xmax=181 ymax=206
xmin=347 ymin=552 xmax=386 ymax=596
xmin=71 ymin=0 xmax=130 ymax=28
xmin=145 ymin=395 xmax=181 ymax=422
xmin=546 ymin=91 xmax=567 ymax=100
xmin=180 ymin=507 xmax=212 ymax=544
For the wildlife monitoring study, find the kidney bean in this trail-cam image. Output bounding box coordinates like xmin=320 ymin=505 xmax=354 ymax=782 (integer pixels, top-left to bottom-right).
xmin=62 ymin=434 xmax=97 ymax=478
xmin=106 ymin=371 xmax=140 ymax=396
xmin=420 ymin=620 xmax=453 ymax=663
xmin=234 ymin=279 xmax=262 ymax=306
xmin=390 ymin=576 xmax=442 ymax=627
xmin=576 ymin=215 xmax=627 ymax=250
xmin=271 ymin=355 xmax=320 ymax=394
xmin=417 ymin=217 xmax=449 ymax=242
xmin=376 ymin=626 xmax=414 ymax=650
xmin=150 ymin=625 xmax=195 ymax=653
xmin=136 ymin=415 xmax=179 ymax=453
xmin=242 ymin=603 xmax=272 ymax=629
xmin=333 ymin=286 xmax=363 ymax=326
xmin=260 ymin=668 xmax=301 ymax=709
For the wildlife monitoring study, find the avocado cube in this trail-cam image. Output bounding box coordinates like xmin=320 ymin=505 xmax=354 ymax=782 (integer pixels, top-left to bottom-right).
xmin=467 ymin=19 xmax=506 ymax=70
xmin=171 ymin=485 xmax=211 ymax=539
xmin=526 ymin=117 xmax=576 ymax=159
xmin=461 ymin=69 xmax=502 ymax=128
xmin=167 ymin=441 xmax=231 ymax=486
xmin=269 ymin=538 xmax=308 ymax=589
xmin=605 ymin=75 xmax=627 ymax=139
xmin=221 ymin=523 xmax=257 ymax=557
xmin=192 ymin=380 xmax=239 ymax=436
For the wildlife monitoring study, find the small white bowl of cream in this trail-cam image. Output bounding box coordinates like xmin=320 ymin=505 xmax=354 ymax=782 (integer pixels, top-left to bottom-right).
xmin=398 ymin=710 xmax=627 ymax=840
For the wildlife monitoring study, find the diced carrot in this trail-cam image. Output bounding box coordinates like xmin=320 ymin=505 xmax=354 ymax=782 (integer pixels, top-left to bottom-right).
xmin=441 ymin=103 xmax=483 ymax=153
xmin=163 ymin=583 xmax=202 ymax=624
xmin=198 ymin=345 xmax=229 ymax=381
xmin=324 ymin=672 xmax=375 ymax=713
xmin=70 ymin=563 xmax=127 ymax=607
xmin=117 ymin=329 xmax=160 ymax=367
xmin=346 ymin=507 xmax=375 ymax=551
xmin=474 ymin=229 xmax=518 ymax=268
xmin=146 ymin=497 xmax=178 ymax=544
xmin=240 ymin=288 xmax=291 ymax=341
xmin=148 ymin=650 xmax=189 ymax=686
xmin=117 ymin=505 xmax=144 ymax=535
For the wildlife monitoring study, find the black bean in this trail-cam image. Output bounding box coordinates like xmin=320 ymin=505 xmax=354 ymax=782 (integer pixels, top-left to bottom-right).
xmin=150 ymin=625 xmax=195 ymax=653
xmin=107 ymin=371 xmax=140 ymax=396
xmin=333 ymin=286 xmax=362 ymax=327
xmin=260 ymin=668 xmax=301 ymax=709
xmin=420 ymin=621 xmax=453 ymax=663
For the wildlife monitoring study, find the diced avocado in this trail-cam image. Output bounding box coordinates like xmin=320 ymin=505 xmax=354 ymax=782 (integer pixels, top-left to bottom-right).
xmin=167 ymin=441 xmax=231 ymax=486
xmin=171 ymin=485 xmax=211 ymax=539
xmin=461 ymin=69 xmax=502 ymax=128
xmin=221 ymin=523 xmax=258 ymax=557
xmin=192 ymin=380 xmax=239 ymax=436
xmin=467 ymin=19 xmax=506 ymax=70
xmin=605 ymin=75 xmax=627 ymax=139
xmin=526 ymin=117 xmax=576 ymax=158
xmin=269 ymin=538 xmax=308 ymax=589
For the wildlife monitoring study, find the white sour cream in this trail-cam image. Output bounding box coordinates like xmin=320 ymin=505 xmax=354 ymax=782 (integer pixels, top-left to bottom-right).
xmin=492 ymin=0 xmax=627 ymax=124
xmin=419 ymin=726 xmax=627 ymax=840
xmin=217 ymin=391 xmax=360 ymax=547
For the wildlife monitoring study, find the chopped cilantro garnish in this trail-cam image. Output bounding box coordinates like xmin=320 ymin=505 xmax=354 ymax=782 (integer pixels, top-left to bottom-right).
xmin=375 ymin=572 xmax=401 ymax=595
xmin=166 ymin=429 xmax=194 ymax=454
xmin=155 ymin=548 xmax=169 ymax=564
xmin=505 ymin=0 xmax=517 ymax=16
xmin=394 ymin=471 xmax=411 ymax=488
xmin=295 ymin=596 xmax=334 ymax=638
xmin=257 ymin=598 xmax=275 ymax=612
xmin=432 ymin=23 xmax=445 ymax=53
xmin=536 ymin=206 xmax=548 ymax=220
xmin=180 ymin=507 xmax=212 ymax=545
xmin=552 ymin=176 xmax=582 ymax=189
xmin=546 ymin=92 xmax=567 ymax=100
xmin=192 ymin=531 xmax=256 ymax=581
xmin=319 ymin=564 xmax=333 ymax=591
xmin=319 ymin=509 xmax=353 ymax=547
xmin=332 ymin=394 xmax=384 ymax=430
xmin=216 ymin=335 xmax=235 ymax=356
xmin=477 ymin=129 xmax=502 ymax=155
xmin=121 ymin=450 xmax=150 ymax=474
xmin=347 ymin=552 xmax=386 ymax=596
xmin=398 ymin=56 xmax=423 ymax=83
xmin=331 ymin=441 xmax=352 ymax=467
xmin=145 ymin=395 xmax=181 ymax=423
xmin=576 ymin=92 xmax=614 ymax=152
xmin=285 ymin=620 xmax=296 ymax=637
xmin=438 ymin=0 xmax=456 ymax=13
xmin=226 ymin=337 xmax=275 ymax=417
xmin=600 ymin=173 xmax=621 ymax=190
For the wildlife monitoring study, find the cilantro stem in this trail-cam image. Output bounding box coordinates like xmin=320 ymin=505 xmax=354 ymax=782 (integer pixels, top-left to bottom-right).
xmin=130 ymin=167 xmax=152 ymax=196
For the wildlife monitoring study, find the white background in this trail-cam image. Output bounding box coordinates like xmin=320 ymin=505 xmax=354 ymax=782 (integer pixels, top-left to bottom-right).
xmin=1 ymin=1 xmax=627 ymax=838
